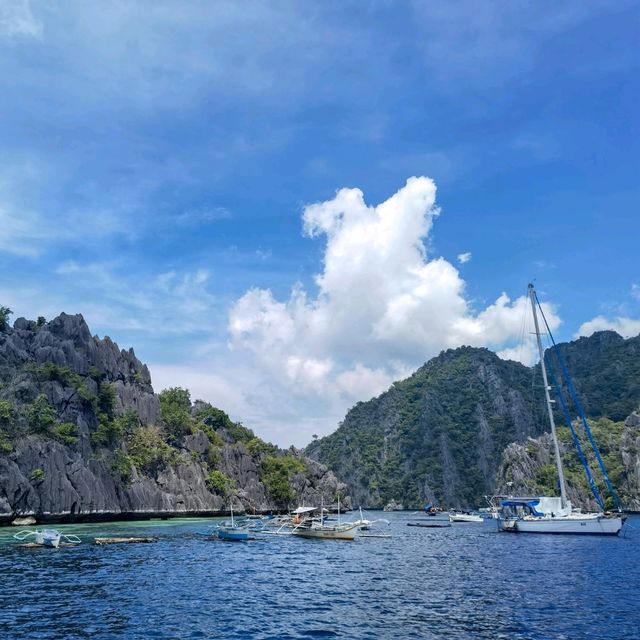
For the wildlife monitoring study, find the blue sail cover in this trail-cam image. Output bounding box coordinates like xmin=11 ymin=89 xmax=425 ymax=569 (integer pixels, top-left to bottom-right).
xmin=500 ymin=499 xmax=545 ymax=517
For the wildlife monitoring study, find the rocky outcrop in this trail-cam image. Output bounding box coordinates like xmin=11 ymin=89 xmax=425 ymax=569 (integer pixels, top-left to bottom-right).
xmin=0 ymin=313 xmax=348 ymax=523
xmin=308 ymin=332 xmax=640 ymax=510
xmin=307 ymin=346 xmax=546 ymax=510
xmin=495 ymin=410 xmax=640 ymax=511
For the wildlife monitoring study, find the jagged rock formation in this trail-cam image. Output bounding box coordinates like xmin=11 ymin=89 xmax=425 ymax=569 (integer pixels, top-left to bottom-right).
xmin=307 ymin=346 xmax=545 ymax=509
xmin=0 ymin=313 xmax=347 ymax=523
xmin=496 ymin=410 xmax=640 ymax=511
xmin=307 ymin=333 xmax=640 ymax=510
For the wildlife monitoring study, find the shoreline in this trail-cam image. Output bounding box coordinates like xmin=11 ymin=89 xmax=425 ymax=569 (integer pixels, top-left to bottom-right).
xmin=0 ymin=509 xmax=281 ymax=527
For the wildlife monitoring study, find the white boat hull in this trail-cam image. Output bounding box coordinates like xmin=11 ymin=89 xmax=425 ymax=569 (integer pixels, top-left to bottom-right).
xmin=498 ymin=515 xmax=623 ymax=535
xmin=35 ymin=529 xmax=61 ymax=548
xmin=449 ymin=513 xmax=483 ymax=523
xmin=292 ymin=522 xmax=360 ymax=540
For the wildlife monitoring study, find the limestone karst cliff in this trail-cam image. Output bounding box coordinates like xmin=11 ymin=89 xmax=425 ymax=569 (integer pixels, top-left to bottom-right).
xmin=0 ymin=313 xmax=347 ymax=523
xmin=495 ymin=410 xmax=640 ymax=511
xmin=307 ymin=333 xmax=640 ymax=509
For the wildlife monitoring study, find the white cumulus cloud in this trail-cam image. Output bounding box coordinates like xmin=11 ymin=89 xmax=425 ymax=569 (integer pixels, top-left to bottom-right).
xmin=576 ymin=316 xmax=640 ymax=339
xmin=227 ymin=177 xmax=560 ymax=443
xmin=457 ymin=251 xmax=472 ymax=264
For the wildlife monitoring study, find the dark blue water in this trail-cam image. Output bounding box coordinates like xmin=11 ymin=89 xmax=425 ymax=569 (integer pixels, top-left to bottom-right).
xmin=1 ymin=514 xmax=638 ymax=639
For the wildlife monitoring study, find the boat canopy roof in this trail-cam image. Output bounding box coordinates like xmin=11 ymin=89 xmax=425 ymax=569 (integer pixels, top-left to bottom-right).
xmin=292 ymin=506 xmax=317 ymax=514
xmin=500 ymin=499 xmax=545 ymax=517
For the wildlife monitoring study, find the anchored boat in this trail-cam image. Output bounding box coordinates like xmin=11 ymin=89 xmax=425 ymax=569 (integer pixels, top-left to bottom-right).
xmin=13 ymin=529 xmax=81 ymax=548
xmin=214 ymin=504 xmax=251 ymax=541
xmin=290 ymin=512 xmax=362 ymax=540
xmin=449 ymin=512 xmax=483 ymax=523
xmin=497 ymin=284 xmax=625 ymax=536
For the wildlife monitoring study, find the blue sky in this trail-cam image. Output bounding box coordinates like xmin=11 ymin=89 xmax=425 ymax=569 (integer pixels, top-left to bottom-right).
xmin=1 ymin=1 xmax=639 ymax=446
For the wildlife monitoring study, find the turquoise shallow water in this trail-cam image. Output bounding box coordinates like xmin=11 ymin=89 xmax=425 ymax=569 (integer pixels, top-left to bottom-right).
xmin=0 ymin=513 xmax=638 ymax=639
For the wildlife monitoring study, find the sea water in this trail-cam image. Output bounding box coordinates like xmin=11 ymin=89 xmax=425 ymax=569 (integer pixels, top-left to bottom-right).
xmin=0 ymin=513 xmax=638 ymax=639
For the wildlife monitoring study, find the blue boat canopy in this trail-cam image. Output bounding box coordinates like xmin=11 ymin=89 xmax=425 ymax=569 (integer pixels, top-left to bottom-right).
xmin=500 ymin=499 xmax=545 ymax=517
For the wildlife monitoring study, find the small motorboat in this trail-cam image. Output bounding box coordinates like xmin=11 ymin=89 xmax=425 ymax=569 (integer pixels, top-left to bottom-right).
xmin=13 ymin=529 xmax=81 ymax=548
xmin=216 ymin=525 xmax=250 ymax=541
xmin=214 ymin=504 xmax=251 ymax=541
xmin=449 ymin=512 xmax=483 ymax=523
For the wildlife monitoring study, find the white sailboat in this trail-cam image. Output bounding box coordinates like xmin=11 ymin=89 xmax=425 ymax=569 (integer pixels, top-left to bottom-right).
xmin=497 ymin=284 xmax=625 ymax=536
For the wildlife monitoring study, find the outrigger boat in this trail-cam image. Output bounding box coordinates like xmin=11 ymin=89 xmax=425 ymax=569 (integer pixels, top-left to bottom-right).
xmin=290 ymin=505 xmax=362 ymax=541
xmin=214 ymin=504 xmax=251 ymax=541
xmin=497 ymin=284 xmax=625 ymax=536
xmin=356 ymin=507 xmax=391 ymax=537
xmin=13 ymin=529 xmax=81 ymax=548
xmin=261 ymin=501 xmax=364 ymax=540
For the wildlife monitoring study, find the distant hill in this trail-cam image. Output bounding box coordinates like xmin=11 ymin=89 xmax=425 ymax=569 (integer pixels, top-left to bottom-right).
xmin=306 ymin=332 xmax=640 ymax=509
xmin=0 ymin=312 xmax=346 ymax=523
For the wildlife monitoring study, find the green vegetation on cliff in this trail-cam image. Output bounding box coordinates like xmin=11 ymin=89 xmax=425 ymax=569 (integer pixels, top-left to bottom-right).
xmin=309 ymin=346 xmax=542 ymax=508
xmin=261 ymin=456 xmax=306 ymax=506
xmin=308 ymin=332 xmax=640 ymax=509
xmin=1 ymin=310 xmax=343 ymax=520
xmin=533 ymin=418 xmax=628 ymax=509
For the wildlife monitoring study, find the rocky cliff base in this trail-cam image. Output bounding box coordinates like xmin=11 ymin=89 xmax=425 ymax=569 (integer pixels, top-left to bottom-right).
xmin=0 ymin=313 xmax=349 ymax=524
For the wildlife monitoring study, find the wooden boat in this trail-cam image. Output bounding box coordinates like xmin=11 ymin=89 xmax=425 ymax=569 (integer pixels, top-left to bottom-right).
xmin=290 ymin=501 xmax=363 ymax=540
xmin=13 ymin=529 xmax=81 ymax=548
xmin=215 ymin=504 xmax=251 ymax=541
xmin=407 ymin=520 xmax=451 ymax=528
xmin=291 ymin=520 xmax=361 ymax=540
xmin=356 ymin=508 xmax=392 ymax=537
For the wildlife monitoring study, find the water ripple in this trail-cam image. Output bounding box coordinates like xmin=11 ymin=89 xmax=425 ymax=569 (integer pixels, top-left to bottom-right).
xmin=0 ymin=515 xmax=638 ymax=639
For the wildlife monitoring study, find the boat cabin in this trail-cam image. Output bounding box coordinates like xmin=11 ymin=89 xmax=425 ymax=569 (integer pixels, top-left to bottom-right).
xmin=500 ymin=496 xmax=573 ymax=519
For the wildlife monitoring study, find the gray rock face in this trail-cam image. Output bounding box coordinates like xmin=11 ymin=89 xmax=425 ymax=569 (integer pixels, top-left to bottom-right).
xmin=0 ymin=313 xmax=348 ymax=523
xmin=1 ymin=313 xmax=159 ymax=427
xmin=307 ymin=346 xmax=546 ymax=509
xmin=496 ymin=411 xmax=640 ymax=511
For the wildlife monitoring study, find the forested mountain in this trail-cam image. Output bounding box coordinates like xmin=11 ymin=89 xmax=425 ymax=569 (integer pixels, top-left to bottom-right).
xmin=306 ymin=332 xmax=640 ymax=509
xmin=0 ymin=311 xmax=346 ymax=523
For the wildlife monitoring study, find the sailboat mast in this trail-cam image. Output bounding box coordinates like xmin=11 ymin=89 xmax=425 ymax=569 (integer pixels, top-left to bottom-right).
xmin=529 ymin=283 xmax=568 ymax=508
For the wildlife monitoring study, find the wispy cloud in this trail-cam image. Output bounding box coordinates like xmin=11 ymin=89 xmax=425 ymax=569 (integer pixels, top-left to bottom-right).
xmin=0 ymin=0 xmax=41 ymax=39
xmin=457 ymin=252 xmax=472 ymax=264
xmin=176 ymin=207 xmax=231 ymax=225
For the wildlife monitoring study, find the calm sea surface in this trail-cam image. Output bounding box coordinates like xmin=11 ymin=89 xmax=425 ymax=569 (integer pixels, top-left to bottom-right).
xmin=0 ymin=513 xmax=638 ymax=639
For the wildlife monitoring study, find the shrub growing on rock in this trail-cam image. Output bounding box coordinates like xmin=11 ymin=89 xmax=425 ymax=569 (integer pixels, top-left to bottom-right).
xmin=27 ymin=394 xmax=57 ymax=433
xmin=261 ymin=455 xmax=306 ymax=507
xmin=0 ymin=306 xmax=12 ymax=331
xmin=128 ymin=426 xmax=177 ymax=476
xmin=159 ymin=387 xmax=193 ymax=443
xmin=205 ymin=470 xmax=234 ymax=495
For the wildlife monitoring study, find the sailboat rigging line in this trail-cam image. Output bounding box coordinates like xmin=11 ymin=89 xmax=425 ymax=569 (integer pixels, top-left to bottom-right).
xmin=545 ymin=353 xmax=605 ymax=510
xmin=534 ymin=291 xmax=621 ymax=510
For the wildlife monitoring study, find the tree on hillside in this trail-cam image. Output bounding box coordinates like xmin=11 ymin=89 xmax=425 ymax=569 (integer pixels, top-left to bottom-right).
xmin=159 ymin=387 xmax=193 ymax=443
xmin=0 ymin=306 xmax=12 ymax=331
